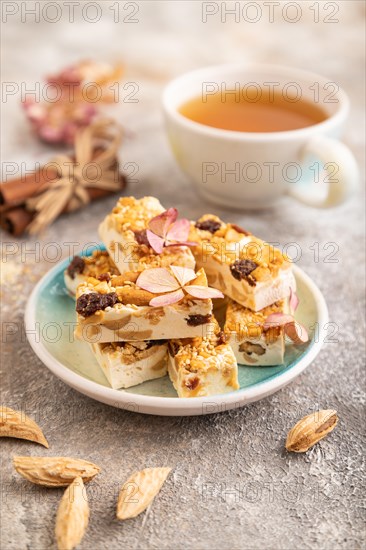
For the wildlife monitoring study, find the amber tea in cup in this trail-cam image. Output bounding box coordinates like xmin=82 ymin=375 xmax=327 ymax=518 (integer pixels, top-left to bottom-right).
xmin=179 ymin=88 xmax=328 ymax=133
xmin=164 ymin=64 xmax=358 ymax=208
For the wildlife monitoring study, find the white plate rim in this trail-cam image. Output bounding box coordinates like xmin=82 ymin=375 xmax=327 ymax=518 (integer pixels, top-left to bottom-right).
xmin=24 ymin=261 xmax=328 ymax=416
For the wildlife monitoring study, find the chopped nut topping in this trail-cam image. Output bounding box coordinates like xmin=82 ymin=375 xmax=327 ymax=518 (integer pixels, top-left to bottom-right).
xmin=169 ymin=322 xmax=238 ymax=394
xmin=67 ymin=251 xmax=119 ymax=281
xmin=225 ymin=299 xmax=285 ymax=343
xmin=169 ymin=319 xmax=236 ymax=376
xmin=230 ymin=223 xmax=250 ymax=235
xmin=190 ymin=218 xmax=290 ymax=281
xmin=111 ymin=273 xmax=139 ymax=285
xmin=108 ymin=196 xmax=165 ymax=232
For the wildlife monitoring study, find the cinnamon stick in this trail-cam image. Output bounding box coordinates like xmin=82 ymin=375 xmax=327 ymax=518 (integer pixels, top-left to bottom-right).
xmin=0 ymin=173 xmax=126 ymax=237
xmin=0 ymin=170 xmax=48 ymax=207
xmin=0 ymin=143 xmax=126 ymax=236
xmin=0 ymin=207 xmax=34 ymax=237
xmin=0 ymin=147 xmax=121 ymax=208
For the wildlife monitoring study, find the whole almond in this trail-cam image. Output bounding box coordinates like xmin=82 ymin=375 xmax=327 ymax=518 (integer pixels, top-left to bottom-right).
xmin=55 ymin=476 xmax=89 ymax=550
xmin=117 ymin=286 xmax=155 ymax=306
xmin=13 ymin=456 xmax=100 ymax=487
xmin=286 ymin=409 xmax=338 ymax=453
xmin=0 ymin=406 xmax=48 ymax=447
xmin=117 ymin=467 xmax=171 ymax=520
xmin=111 ymin=273 xmax=139 ymax=286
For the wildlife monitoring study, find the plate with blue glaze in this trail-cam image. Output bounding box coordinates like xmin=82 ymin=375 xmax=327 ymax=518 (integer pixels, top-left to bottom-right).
xmin=25 ymin=247 xmax=328 ymax=416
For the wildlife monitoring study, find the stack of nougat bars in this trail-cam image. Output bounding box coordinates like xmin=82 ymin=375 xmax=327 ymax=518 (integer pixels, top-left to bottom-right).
xmin=65 ymin=196 xmax=301 ymax=398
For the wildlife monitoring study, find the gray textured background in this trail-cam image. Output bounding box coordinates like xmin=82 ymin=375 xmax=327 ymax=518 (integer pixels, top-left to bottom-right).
xmin=1 ymin=2 xmax=365 ymax=549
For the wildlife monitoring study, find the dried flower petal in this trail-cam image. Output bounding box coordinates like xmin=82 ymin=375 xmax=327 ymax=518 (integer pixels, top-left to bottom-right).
xmin=164 ymin=241 xmax=197 ymax=249
xmin=23 ymin=61 xmax=122 ymax=144
xmin=146 ymin=230 xmax=165 ymax=254
xmin=146 ymin=208 xmax=194 ymax=253
xmin=170 ymin=266 xmax=197 ymax=287
xmin=289 ymin=288 xmax=299 ymax=312
xmin=264 ymin=313 xmax=309 ymax=345
xmin=25 ymin=103 xmax=46 ymax=121
xmin=185 ymin=285 xmax=224 ymax=299
xmin=39 ymin=126 xmax=64 ymax=143
xmin=149 ymin=289 xmax=185 ymax=307
xmin=148 ymin=208 xmax=178 ymax=238
xmin=284 ymin=321 xmax=309 ymax=344
xmin=137 ymin=268 xmax=179 ymax=293
xmin=263 ymin=313 xmax=294 ymax=329
xmin=138 ymin=266 xmax=222 ymax=307
xmin=166 ymin=218 xmax=190 ymax=243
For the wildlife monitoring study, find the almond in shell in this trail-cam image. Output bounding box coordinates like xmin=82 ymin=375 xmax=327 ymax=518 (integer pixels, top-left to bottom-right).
xmin=13 ymin=456 xmax=100 ymax=487
xmin=55 ymin=476 xmax=89 ymax=550
xmin=117 ymin=467 xmax=171 ymax=520
xmin=0 ymin=406 xmax=48 ymax=447
xmin=286 ymin=409 xmax=338 ymax=453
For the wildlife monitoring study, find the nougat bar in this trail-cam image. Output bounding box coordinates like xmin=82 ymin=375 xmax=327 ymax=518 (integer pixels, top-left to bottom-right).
xmin=224 ymin=299 xmax=289 ymax=366
xmin=99 ymin=196 xmax=195 ymax=273
xmin=75 ymin=269 xmax=214 ymax=343
xmin=64 ymin=250 xmax=119 ymax=296
xmin=168 ymin=324 xmax=239 ymax=398
xmin=189 ymin=214 xmax=295 ymax=311
xmin=90 ymin=340 xmax=168 ymax=389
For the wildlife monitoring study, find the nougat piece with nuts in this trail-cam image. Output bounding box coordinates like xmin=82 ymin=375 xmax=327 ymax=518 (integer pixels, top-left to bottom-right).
xmin=190 ymin=215 xmax=295 ymax=312
xmin=64 ymin=250 xmax=119 ymax=296
xmin=99 ymin=196 xmax=195 ymax=273
xmin=168 ymin=322 xmax=239 ymax=398
xmin=224 ymin=299 xmax=289 ymax=366
xmin=90 ymin=340 xmax=168 ymax=389
xmin=75 ymin=269 xmax=214 ymax=343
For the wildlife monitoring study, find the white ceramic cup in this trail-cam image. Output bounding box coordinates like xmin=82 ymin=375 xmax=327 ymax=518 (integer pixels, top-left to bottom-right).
xmin=163 ymin=63 xmax=358 ymax=209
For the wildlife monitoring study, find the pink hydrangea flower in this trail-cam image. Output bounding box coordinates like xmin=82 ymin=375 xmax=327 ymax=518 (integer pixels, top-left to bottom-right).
xmin=146 ymin=208 xmax=195 ymax=254
xmin=289 ymin=288 xmax=299 ymax=312
xmin=23 ymin=98 xmax=97 ymax=145
xmin=264 ymin=288 xmax=308 ymax=345
xmin=22 ymin=60 xmax=123 ymax=145
xmin=136 ymin=266 xmax=223 ymax=307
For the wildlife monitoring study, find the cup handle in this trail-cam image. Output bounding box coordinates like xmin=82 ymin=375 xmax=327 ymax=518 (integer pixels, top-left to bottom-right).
xmin=288 ymin=136 xmax=359 ymax=208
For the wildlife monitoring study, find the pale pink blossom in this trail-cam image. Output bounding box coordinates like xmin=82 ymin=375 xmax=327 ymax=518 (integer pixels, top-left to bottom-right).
xmin=289 ymin=288 xmax=299 ymax=312
xmin=264 ymin=312 xmax=309 ymax=344
xmin=136 ymin=266 xmax=223 ymax=307
xmin=146 ymin=209 xmax=195 ymax=254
